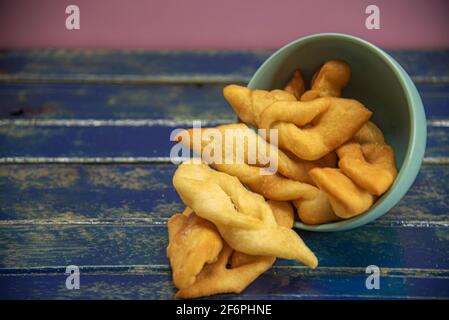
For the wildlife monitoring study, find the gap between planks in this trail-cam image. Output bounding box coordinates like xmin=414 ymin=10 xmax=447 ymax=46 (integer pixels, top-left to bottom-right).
xmin=1 ymin=265 xmax=448 ymax=278
xmin=0 ymin=118 xmax=447 ymax=127
xmin=0 ymin=217 xmax=447 ymax=228
xmin=1 ymin=119 xmax=446 ymax=164
xmin=0 ymin=74 xmax=449 ymax=85
xmin=0 ymin=156 xmax=448 ymax=165
xmin=0 ymin=74 xmax=249 ymax=85
xmin=0 ymin=118 xmax=236 ymax=127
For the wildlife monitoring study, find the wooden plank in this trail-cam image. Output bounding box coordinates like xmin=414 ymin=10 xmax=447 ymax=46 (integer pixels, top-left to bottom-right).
xmin=0 ymin=49 xmax=269 ymax=83
xmin=0 ymin=49 xmax=447 ymax=300
xmin=0 ymin=164 xmax=182 ymax=221
xmin=0 ymin=125 xmax=447 ymax=159
xmin=0 ymin=164 xmax=448 ymax=224
xmin=0 ymin=83 xmax=236 ymax=121
xmin=0 ymin=125 xmax=182 ymax=158
xmin=0 ymin=83 xmax=447 ymax=120
xmin=427 ymin=125 xmax=449 ymax=159
xmin=388 ymin=50 xmax=449 ymax=81
xmin=1 ymin=269 xmax=448 ymax=300
xmin=0 ymin=49 xmax=448 ymax=83
xmin=418 ymin=83 xmax=449 ymax=119
xmin=0 ymin=224 xmax=447 ymax=270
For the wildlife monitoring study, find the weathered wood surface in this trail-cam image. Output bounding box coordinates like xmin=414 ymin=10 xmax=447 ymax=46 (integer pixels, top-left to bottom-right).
xmin=0 ymin=223 xmax=448 ymax=270
xmin=1 ymin=49 xmax=448 ymax=83
xmin=0 ymin=163 xmax=448 ymax=299
xmin=0 ymin=125 xmax=447 ymax=160
xmin=0 ymin=83 xmax=237 ymax=121
xmin=0 ymin=49 xmax=448 ymax=299
xmin=0 ymin=164 xmax=448 ymax=224
xmin=0 ymin=83 xmax=447 ymax=120
xmin=1 ymin=270 xmax=448 ymax=300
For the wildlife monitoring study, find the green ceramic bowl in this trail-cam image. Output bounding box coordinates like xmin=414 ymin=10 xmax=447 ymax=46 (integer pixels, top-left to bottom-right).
xmin=248 ymin=33 xmax=427 ymax=232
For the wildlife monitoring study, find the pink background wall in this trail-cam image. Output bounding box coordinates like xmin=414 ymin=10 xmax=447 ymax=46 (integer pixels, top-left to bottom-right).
xmin=0 ymin=0 xmax=448 ymax=49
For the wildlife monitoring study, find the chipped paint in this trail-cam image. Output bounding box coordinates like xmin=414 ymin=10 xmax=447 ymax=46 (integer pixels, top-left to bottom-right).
xmin=0 ymin=166 xmax=79 ymax=189
xmin=86 ymin=167 xmax=168 ymax=190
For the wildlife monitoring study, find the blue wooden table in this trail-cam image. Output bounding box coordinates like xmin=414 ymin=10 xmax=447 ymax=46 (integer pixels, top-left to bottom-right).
xmin=0 ymin=49 xmax=448 ymax=299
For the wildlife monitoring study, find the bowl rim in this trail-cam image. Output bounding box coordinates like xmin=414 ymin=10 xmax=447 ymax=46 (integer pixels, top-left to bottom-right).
xmin=247 ymin=32 xmax=427 ymax=232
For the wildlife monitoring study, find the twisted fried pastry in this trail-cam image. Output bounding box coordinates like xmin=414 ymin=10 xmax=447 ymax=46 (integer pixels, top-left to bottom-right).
xmin=301 ymin=60 xmax=351 ymax=101
xmin=308 ymin=168 xmax=374 ymax=219
xmin=259 ymin=97 xmax=372 ymax=160
xmin=293 ymin=189 xmax=340 ymax=225
xmin=167 ymin=212 xmax=223 ymax=289
xmin=284 ymin=69 xmax=305 ymax=100
xmin=179 ymin=123 xmax=334 ymax=200
xmin=223 ymin=84 xmax=296 ymax=127
xmin=176 ymin=200 xmax=295 ymax=299
xmin=338 ymin=122 xmax=397 ymax=196
xmin=294 ymin=62 xmax=392 ymax=218
xmin=173 ymin=160 xmax=318 ymax=267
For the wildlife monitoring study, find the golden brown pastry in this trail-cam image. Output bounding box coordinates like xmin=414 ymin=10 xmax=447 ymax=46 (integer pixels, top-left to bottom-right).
xmin=223 ymin=84 xmax=296 ymax=127
xmin=293 ymin=189 xmax=340 ymax=225
xmin=337 ymin=120 xmax=397 ymax=196
xmin=173 ymin=160 xmax=318 ymax=267
xmin=259 ymin=97 xmax=372 ymax=160
xmin=224 ymin=86 xmax=371 ymax=162
xmin=353 ymin=121 xmax=385 ymax=145
xmin=337 ymin=142 xmax=397 ymax=196
xmin=284 ymin=69 xmax=305 ymax=100
xmin=175 ymin=243 xmax=272 ymax=299
xmin=179 ymin=123 xmax=332 ymax=200
xmin=167 ymin=212 xmax=223 ymax=289
xmin=301 ymin=60 xmax=351 ymax=101
xmin=176 ymin=200 xmax=295 ymax=299
xmin=308 ymin=167 xmax=374 ymax=219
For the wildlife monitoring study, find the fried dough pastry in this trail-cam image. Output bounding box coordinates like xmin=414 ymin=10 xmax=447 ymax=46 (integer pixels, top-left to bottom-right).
xmin=259 ymin=97 xmax=372 ymax=160
xmin=295 ymin=61 xmax=395 ymax=215
xmin=223 ymin=84 xmax=296 ymax=127
xmin=353 ymin=121 xmax=385 ymax=145
xmin=301 ymin=60 xmax=351 ymax=101
xmin=181 ymin=206 xmax=194 ymax=216
xmin=230 ymin=200 xmax=294 ymax=267
xmin=337 ymin=121 xmax=397 ymax=196
xmin=309 ymin=168 xmax=374 ymax=219
xmin=175 ymin=243 xmax=271 ymax=299
xmin=176 ymin=201 xmax=295 ymax=299
xmin=284 ymin=69 xmax=305 ymax=100
xmin=173 ymin=160 xmax=318 ymax=267
xmin=277 ymin=149 xmax=337 ymax=184
xmin=293 ymin=189 xmax=340 ymax=225
xmin=180 ymin=123 xmax=332 ymax=199
xmin=167 ymin=212 xmax=223 ymax=289
xmin=215 ymin=163 xmax=316 ymax=201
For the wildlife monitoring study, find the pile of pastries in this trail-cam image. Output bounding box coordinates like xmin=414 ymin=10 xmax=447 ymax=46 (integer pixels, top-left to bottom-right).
xmin=166 ymin=60 xmax=397 ymax=298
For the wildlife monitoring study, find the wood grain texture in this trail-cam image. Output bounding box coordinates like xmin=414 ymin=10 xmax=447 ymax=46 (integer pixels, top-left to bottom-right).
xmin=0 ymin=161 xmax=448 ymax=301
xmin=0 ymin=83 xmax=236 ymax=121
xmin=0 ymin=224 xmax=447 ymax=270
xmin=0 ymin=125 xmax=447 ymax=159
xmin=0 ymin=83 xmax=447 ymax=120
xmin=1 ymin=270 xmax=448 ymax=300
xmin=0 ymin=49 xmax=448 ymax=83
xmin=0 ymin=49 xmax=448 ymax=300
xmin=0 ymin=164 xmax=448 ymax=224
